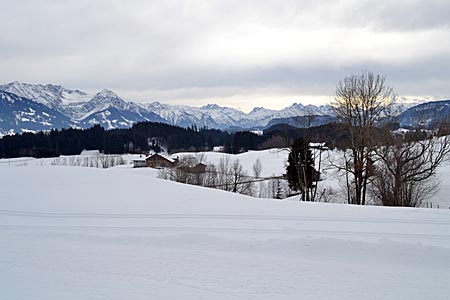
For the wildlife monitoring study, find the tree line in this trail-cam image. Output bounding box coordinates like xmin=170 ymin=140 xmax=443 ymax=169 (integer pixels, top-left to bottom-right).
xmin=0 ymin=117 xmax=360 ymax=159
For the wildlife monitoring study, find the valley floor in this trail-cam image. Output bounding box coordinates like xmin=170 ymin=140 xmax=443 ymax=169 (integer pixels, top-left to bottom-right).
xmin=1 ymin=164 xmax=450 ymax=299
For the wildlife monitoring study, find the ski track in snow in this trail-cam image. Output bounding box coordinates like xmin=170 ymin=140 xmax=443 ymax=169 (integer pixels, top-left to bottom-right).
xmin=1 ymin=153 xmax=450 ymax=299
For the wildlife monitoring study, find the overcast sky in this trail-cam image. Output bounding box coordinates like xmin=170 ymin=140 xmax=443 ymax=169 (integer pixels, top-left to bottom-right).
xmin=1 ymin=0 xmax=449 ymax=111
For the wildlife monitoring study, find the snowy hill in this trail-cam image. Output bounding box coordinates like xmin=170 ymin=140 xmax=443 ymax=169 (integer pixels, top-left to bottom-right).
xmin=1 ymin=161 xmax=449 ymax=299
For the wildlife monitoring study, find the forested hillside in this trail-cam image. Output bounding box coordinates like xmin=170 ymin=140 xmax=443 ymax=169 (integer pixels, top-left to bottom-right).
xmin=0 ymin=120 xmax=360 ymax=158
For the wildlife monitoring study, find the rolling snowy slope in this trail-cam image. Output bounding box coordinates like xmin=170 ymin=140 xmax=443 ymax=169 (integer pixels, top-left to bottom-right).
xmin=1 ymin=164 xmax=450 ymax=299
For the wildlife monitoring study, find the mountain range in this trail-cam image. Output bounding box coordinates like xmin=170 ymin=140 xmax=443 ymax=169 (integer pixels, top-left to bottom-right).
xmin=0 ymin=81 xmax=448 ymax=135
xmin=0 ymin=81 xmax=334 ymax=134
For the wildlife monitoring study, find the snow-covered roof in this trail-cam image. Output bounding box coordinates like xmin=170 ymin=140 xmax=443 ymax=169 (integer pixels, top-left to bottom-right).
xmin=145 ymin=153 xmax=177 ymax=163
xmin=132 ymin=158 xmax=146 ymax=162
xmin=80 ymin=150 xmax=100 ymax=156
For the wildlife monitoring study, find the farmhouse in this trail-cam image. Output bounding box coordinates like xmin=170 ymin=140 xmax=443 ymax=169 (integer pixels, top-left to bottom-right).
xmin=144 ymin=153 xmax=178 ymax=168
xmin=133 ymin=153 xmax=178 ymax=168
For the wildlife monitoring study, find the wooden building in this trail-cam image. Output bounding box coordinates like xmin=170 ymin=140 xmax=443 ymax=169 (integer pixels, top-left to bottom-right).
xmin=132 ymin=158 xmax=147 ymax=168
xmin=145 ymin=153 xmax=178 ymax=168
xmin=177 ymin=162 xmax=207 ymax=174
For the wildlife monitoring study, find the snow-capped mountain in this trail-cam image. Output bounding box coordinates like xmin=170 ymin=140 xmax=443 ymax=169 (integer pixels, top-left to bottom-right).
xmin=266 ymin=115 xmax=338 ymax=128
xmin=77 ymin=89 xmax=166 ymax=129
xmin=141 ymin=102 xmax=224 ymax=128
xmin=0 ymin=83 xmax=165 ymax=131
xmin=0 ymin=90 xmax=72 ymax=134
xmin=0 ymin=81 xmax=91 ymax=118
xmin=141 ymin=102 xmax=251 ymax=129
xmin=141 ymin=101 xmax=335 ymax=129
xmin=397 ymin=100 xmax=450 ymax=128
xmin=0 ymin=82 xmax=338 ymax=132
xmin=0 ymin=81 xmax=431 ymax=135
xmin=246 ymin=103 xmax=334 ymax=128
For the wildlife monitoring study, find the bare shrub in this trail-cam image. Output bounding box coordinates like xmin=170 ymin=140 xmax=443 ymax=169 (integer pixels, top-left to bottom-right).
xmin=372 ymin=135 xmax=450 ymax=207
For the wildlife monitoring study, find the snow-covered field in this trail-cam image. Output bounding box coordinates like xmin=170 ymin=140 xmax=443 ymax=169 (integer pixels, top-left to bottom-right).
xmin=1 ymin=150 xmax=450 ymax=299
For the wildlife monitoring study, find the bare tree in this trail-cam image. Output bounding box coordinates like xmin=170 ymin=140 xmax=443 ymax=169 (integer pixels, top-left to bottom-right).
xmin=267 ymin=177 xmax=278 ymax=199
xmin=332 ymin=70 xmax=396 ymax=205
xmin=252 ymin=158 xmax=262 ymax=178
xmin=195 ymin=152 xmax=207 ymax=164
xmin=301 ymin=108 xmax=316 ymax=129
xmin=217 ymin=156 xmax=232 ymax=191
xmin=204 ymin=164 xmax=218 ymax=187
xmin=158 ymin=167 xmax=173 ymax=181
xmin=372 ymin=134 xmax=450 ymax=207
xmin=230 ymin=159 xmax=252 ymax=195
xmin=252 ymin=158 xmax=263 ymax=197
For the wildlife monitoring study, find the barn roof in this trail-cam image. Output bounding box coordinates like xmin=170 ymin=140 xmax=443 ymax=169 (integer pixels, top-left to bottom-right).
xmin=145 ymin=153 xmax=177 ymax=163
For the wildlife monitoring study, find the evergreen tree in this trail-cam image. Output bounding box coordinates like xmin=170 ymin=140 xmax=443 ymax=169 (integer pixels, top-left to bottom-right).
xmin=286 ymin=137 xmax=316 ymax=201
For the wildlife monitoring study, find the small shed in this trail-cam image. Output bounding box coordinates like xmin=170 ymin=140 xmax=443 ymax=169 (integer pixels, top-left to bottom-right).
xmin=177 ymin=162 xmax=207 ymax=174
xmin=213 ymin=146 xmax=224 ymax=152
xmin=132 ymin=158 xmax=147 ymax=168
xmin=190 ymin=163 xmax=207 ymax=173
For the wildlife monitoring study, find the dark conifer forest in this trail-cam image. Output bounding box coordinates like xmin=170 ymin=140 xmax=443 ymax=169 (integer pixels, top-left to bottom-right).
xmin=0 ymin=121 xmax=356 ymax=158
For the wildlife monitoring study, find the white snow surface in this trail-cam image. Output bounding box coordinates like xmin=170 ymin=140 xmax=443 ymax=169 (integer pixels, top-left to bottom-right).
xmin=1 ymin=153 xmax=450 ymax=299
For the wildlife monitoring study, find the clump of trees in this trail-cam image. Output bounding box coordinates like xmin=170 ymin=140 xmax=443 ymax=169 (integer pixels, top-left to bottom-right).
xmin=158 ymin=154 xmax=292 ymax=199
xmin=332 ymin=70 xmax=450 ymax=207
xmin=159 ymin=155 xmax=255 ymax=196
xmin=372 ymin=134 xmax=450 ymax=207
xmin=51 ymin=154 xmax=125 ymax=168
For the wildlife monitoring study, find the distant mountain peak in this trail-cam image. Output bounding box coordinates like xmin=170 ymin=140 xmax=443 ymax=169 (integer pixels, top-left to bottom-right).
xmin=7 ymin=80 xmax=20 ymax=86
xmin=96 ymin=89 xmax=119 ymax=98
xmin=44 ymin=83 xmax=63 ymax=89
xmin=201 ymin=103 xmax=222 ymax=110
xmin=291 ymin=102 xmax=305 ymax=108
xmin=250 ymin=106 xmax=266 ymax=113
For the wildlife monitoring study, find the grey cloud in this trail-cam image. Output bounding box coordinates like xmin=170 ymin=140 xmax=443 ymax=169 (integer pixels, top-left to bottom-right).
xmin=302 ymin=0 xmax=450 ymax=31
xmin=0 ymin=0 xmax=449 ymax=106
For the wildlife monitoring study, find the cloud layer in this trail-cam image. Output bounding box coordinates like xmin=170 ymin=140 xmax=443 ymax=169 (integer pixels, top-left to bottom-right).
xmin=1 ymin=0 xmax=449 ymax=110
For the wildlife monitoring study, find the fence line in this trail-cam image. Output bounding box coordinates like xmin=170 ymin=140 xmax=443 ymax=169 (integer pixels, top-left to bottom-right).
xmin=0 ymin=158 xmax=36 ymax=165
